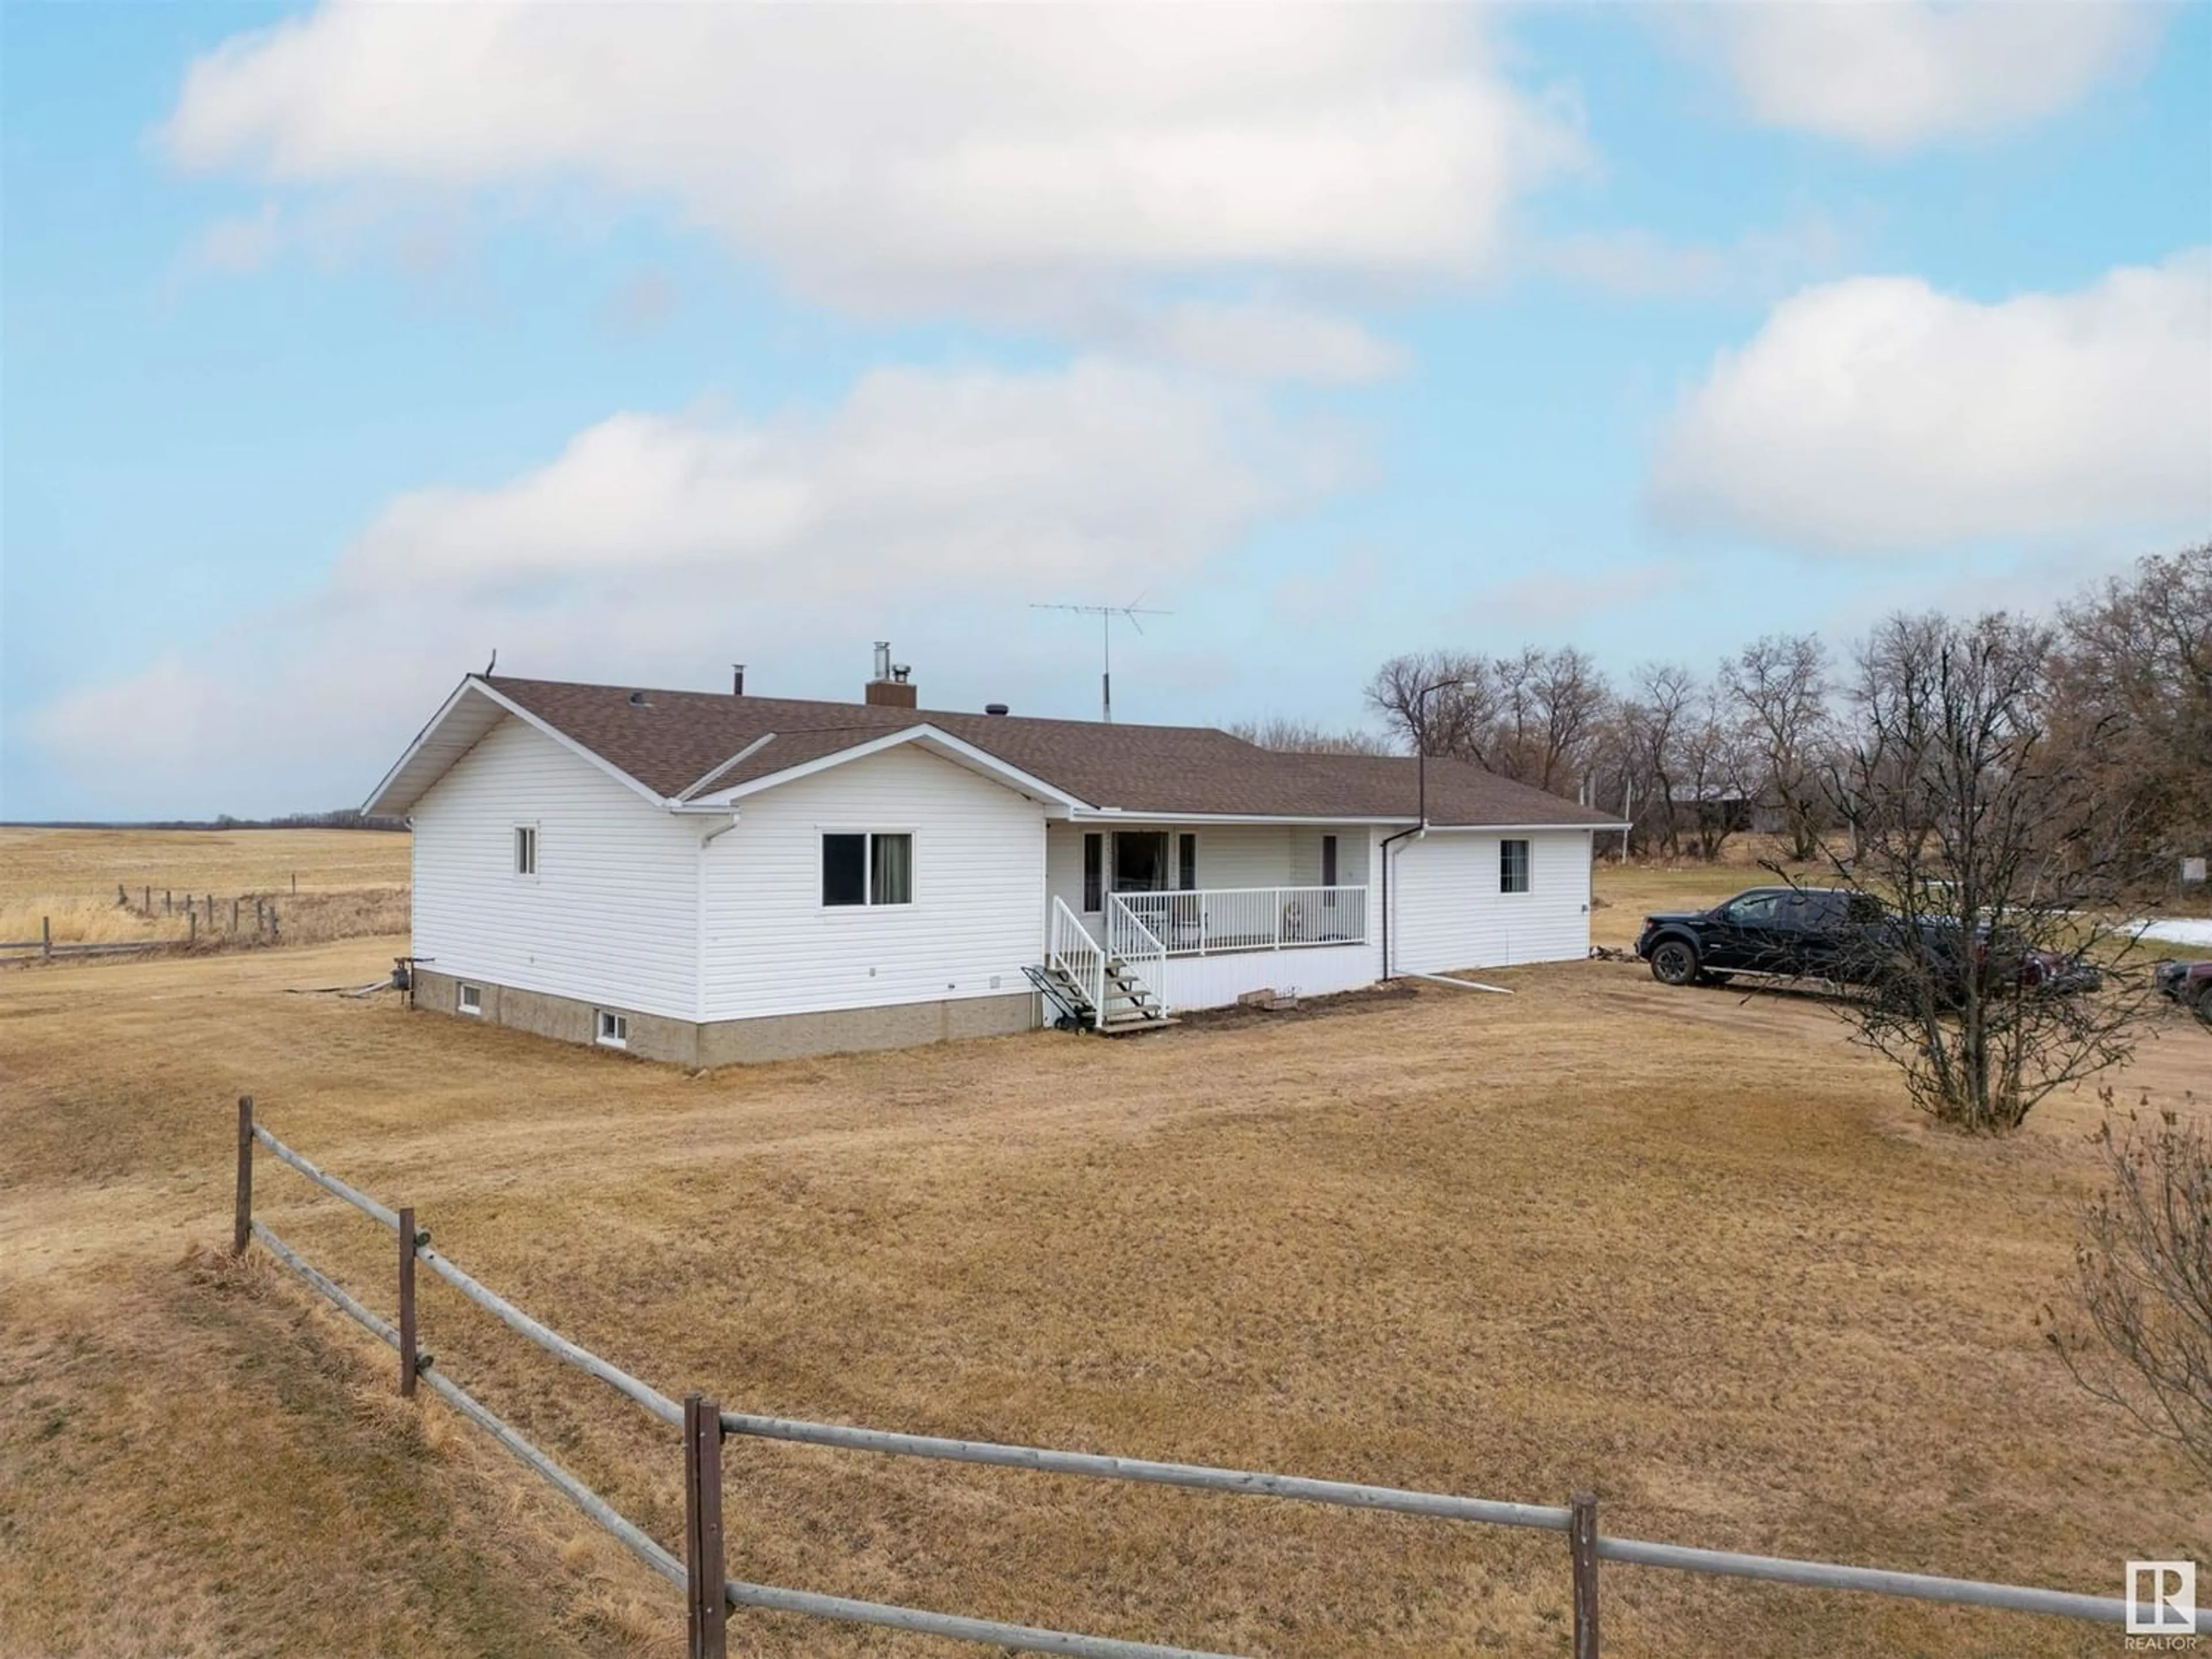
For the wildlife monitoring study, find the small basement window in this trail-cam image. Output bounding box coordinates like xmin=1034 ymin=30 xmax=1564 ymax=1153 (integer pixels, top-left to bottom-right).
xmin=514 ymin=824 xmax=538 ymax=876
xmin=456 ymin=983 xmax=483 ymax=1016
xmin=596 ymin=1010 xmax=628 ymax=1049
xmin=823 ymin=832 xmax=913 ymax=906
xmin=1500 ymin=838 xmax=1532 ymax=895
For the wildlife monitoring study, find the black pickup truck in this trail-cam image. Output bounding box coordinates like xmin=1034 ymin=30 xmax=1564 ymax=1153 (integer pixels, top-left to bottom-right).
xmin=1634 ymin=886 xmax=2099 ymax=997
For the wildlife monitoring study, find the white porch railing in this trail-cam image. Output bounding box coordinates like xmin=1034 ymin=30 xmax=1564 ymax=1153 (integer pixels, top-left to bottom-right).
xmin=1105 ymin=895 xmax=1169 ymax=1019
xmin=1048 ymin=898 xmax=1107 ymax=1028
xmin=1116 ymin=885 xmax=1369 ymax=957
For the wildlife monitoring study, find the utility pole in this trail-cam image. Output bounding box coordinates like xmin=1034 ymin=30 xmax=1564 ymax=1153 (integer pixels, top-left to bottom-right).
xmin=1031 ymin=597 xmax=1171 ymax=722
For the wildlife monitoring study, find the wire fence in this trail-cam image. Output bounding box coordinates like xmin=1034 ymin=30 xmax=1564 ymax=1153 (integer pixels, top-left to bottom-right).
xmin=229 ymin=1098 xmax=2137 ymax=1657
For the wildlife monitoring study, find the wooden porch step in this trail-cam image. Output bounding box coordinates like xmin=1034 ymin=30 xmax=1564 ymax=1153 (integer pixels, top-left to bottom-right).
xmin=1097 ymin=1014 xmax=1178 ymax=1036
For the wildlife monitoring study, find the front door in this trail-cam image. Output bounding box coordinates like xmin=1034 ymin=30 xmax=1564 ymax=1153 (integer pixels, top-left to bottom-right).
xmin=1112 ymin=831 xmax=1170 ymax=893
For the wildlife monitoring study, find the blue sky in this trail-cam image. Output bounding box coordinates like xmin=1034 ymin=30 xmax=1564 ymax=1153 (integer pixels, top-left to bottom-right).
xmin=4 ymin=2 xmax=2208 ymax=820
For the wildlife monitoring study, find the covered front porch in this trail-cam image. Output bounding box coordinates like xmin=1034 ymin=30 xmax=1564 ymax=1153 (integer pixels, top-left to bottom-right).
xmin=1040 ymin=821 xmax=1382 ymax=1021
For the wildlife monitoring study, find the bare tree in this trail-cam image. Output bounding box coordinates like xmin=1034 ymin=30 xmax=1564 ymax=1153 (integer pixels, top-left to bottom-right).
xmin=2050 ymin=1099 xmax=2212 ymax=1479
xmin=1368 ymin=647 xmax=1610 ymax=790
xmin=1366 ymin=651 xmax=1495 ymax=766
xmin=2054 ymin=542 xmax=2212 ymax=885
xmin=1528 ymin=646 xmax=1610 ymax=796
xmin=1816 ymin=612 xmax=2153 ymax=1131
xmin=1677 ymin=681 xmax=1754 ymax=861
xmin=1619 ymin=663 xmax=1697 ymax=857
xmin=1227 ymin=715 xmax=1397 ymax=755
xmin=1725 ymin=634 xmax=1832 ymax=861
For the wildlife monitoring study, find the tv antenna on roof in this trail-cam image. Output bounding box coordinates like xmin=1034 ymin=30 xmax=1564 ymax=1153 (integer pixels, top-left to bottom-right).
xmin=1031 ymin=594 xmax=1171 ymax=724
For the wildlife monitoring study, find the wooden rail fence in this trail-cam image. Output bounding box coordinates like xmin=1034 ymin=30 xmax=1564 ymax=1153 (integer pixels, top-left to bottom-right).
xmin=230 ymin=1100 xmax=2139 ymax=1657
xmin=0 ymin=884 xmax=289 ymax=961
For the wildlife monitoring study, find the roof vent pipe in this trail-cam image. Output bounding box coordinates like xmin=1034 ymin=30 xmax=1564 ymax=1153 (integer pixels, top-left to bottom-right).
xmin=985 ymin=703 xmax=1010 ymax=716
xmin=873 ymin=641 xmax=891 ymax=681
xmin=732 ymin=664 xmax=746 ymax=696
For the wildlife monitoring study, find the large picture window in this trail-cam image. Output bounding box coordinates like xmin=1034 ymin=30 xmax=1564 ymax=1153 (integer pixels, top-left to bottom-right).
xmin=823 ymin=832 xmax=913 ymax=906
xmin=1500 ymin=838 xmax=1532 ymax=895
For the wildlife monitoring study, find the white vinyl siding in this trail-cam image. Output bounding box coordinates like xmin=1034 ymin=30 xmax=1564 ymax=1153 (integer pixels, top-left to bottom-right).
xmin=1388 ymin=829 xmax=1594 ymax=974
xmin=409 ymin=716 xmax=701 ymax=1020
xmin=702 ymin=745 xmax=1047 ymax=1021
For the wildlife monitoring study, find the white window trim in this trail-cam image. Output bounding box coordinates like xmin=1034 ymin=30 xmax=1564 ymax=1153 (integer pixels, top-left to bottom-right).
xmin=513 ymin=820 xmax=540 ymax=880
xmin=596 ymin=1009 xmax=628 ymax=1049
xmin=456 ymin=982 xmax=483 ymax=1016
xmin=1499 ymin=836 xmax=1534 ymax=897
xmin=819 ymin=828 xmax=918 ymax=910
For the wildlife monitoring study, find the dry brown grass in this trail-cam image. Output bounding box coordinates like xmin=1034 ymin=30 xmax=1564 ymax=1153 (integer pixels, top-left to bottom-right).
xmin=4 ymin=849 xmax=2207 ymax=1657
xmin=0 ymin=828 xmax=409 ymax=955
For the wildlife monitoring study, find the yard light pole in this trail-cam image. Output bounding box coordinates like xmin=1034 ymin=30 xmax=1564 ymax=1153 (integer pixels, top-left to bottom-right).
xmin=1414 ymin=677 xmax=1481 ymax=828
xmin=1382 ymin=675 xmax=1480 ymax=983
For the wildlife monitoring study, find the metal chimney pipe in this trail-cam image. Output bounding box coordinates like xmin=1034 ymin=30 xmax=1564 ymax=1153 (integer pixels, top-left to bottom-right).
xmin=732 ymin=664 xmax=746 ymax=695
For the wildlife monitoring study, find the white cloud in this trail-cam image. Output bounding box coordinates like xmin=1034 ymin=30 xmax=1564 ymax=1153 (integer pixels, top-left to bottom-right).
xmin=24 ymin=359 xmax=1362 ymax=811
xmin=1685 ymin=1 xmax=2165 ymax=152
xmin=1648 ymin=251 xmax=2212 ymax=556
xmin=161 ymin=4 xmax=1584 ymax=313
xmin=1113 ymin=297 xmax=1407 ymax=384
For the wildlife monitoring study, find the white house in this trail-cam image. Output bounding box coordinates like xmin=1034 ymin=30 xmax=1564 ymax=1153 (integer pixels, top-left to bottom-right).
xmin=364 ymin=654 xmax=1626 ymax=1066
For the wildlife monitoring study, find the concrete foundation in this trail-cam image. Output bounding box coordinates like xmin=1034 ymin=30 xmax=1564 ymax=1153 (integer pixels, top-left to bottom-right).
xmin=411 ymin=967 xmax=1037 ymax=1068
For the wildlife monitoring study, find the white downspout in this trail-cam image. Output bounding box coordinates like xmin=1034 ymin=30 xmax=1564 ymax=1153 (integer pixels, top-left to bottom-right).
xmin=693 ymin=812 xmax=739 ymax=1031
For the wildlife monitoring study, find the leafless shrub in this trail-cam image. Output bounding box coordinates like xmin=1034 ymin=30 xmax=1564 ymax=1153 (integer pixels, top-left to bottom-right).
xmin=2048 ymin=1094 xmax=2212 ymax=1480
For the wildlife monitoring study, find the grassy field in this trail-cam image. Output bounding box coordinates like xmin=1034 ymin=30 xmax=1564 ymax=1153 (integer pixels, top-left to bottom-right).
xmin=2 ymin=831 xmax=2206 ymax=1657
xmin=0 ymin=827 xmax=408 ymax=948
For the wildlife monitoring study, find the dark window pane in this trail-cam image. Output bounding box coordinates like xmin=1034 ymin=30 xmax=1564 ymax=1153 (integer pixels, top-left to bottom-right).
xmin=1082 ymin=834 xmax=1103 ymax=911
xmin=871 ymin=833 xmax=912 ymax=905
xmin=1113 ymin=831 xmax=1167 ymax=892
xmin=1321 ymin=834 xmax=1338 ymax=887
xmin=1501 ymin=838 xmax=1531 ymax=894
xmin=823 ymin=834 xmax=866 ymax=906
xmin=1178 ymin=834 xmax=1197 ymax=891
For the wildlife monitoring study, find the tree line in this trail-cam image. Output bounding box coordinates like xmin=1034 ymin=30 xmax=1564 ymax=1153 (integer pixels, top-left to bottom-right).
xmin=1245 ymin=542 xmax=2210 ymax=882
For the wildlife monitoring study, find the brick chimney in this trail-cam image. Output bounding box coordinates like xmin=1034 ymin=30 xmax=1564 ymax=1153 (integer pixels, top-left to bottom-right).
xmin=865 ymin=641 xmax=917 ymax=708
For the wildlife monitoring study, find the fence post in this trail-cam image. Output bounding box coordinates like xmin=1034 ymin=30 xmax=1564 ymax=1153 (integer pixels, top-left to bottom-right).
xmin=143 ymin=884 xmax=151 ymax=915
xmin=291 ymin=872 xmax=297 ymax=895
xmin=189 ymin=910 xmax=198 ymax=947
xmin=684 ymin=1393 xmax=728 ymax=1659
xmin=41 ymin=916 xmax=51 ymax=960
xmin=269 ymin=904 xmax=279 ymax=942
xmin=232 ymin=897 xmax=241 ymax=934
xmin=397 ymin=1205 xmax=419 ymax=1397
xmin=233 ymin=1097 xmax=253 ymax=1254
xmin=1570 ymin=1490 xmax=1600 ymax=1659
xmin=165 ymin=889 xmax=172 ymax=915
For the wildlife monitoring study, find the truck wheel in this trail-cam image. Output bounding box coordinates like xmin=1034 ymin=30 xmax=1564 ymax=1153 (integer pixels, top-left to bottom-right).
xmin=1650 ymin=938 xmax=1700 ymax=987
xmin=2195 ymin=983 xmax=2212 ymax=1027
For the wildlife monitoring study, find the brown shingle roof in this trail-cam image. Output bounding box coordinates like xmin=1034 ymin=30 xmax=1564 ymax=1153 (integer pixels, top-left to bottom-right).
xmin=482 ymin=675 xmax=1622 ymax=828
